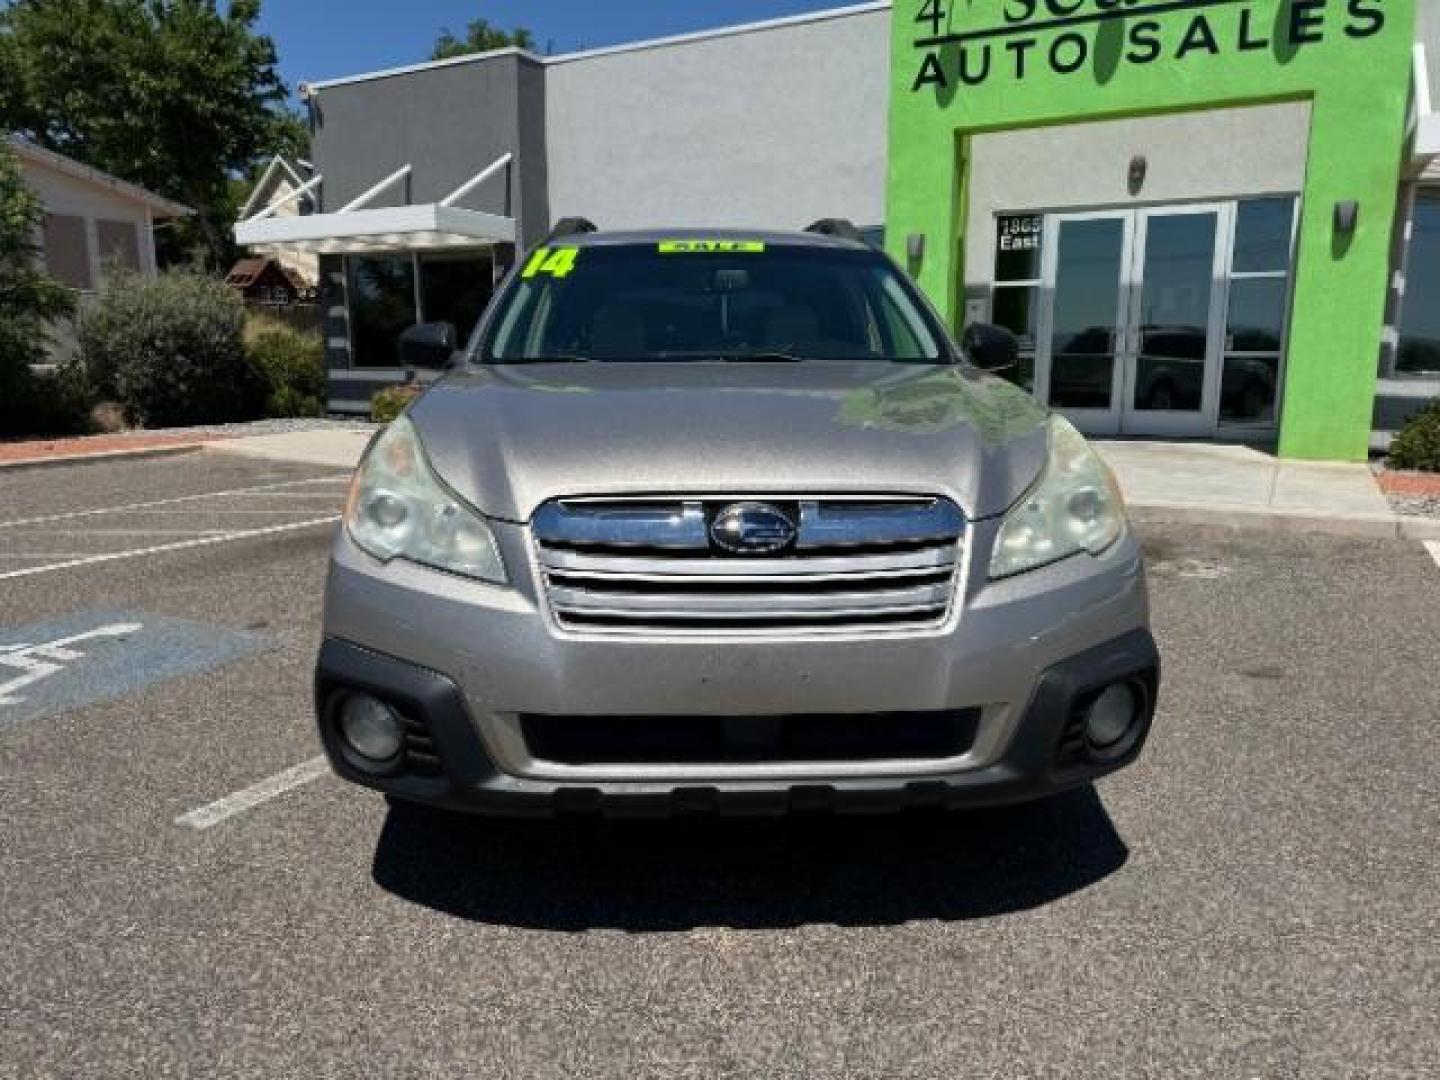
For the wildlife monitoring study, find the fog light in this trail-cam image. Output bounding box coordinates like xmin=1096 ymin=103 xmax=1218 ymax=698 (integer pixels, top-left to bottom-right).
xmin=1084 ymin=682 xmax=1139 ymax=752
xmin=338 ymin=693 xmax=404 ymax=764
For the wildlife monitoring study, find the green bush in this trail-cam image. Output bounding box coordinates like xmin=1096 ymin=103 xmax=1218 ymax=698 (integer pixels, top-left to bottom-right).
xmin=0 ymin=139 xmax=77 ymax=437
xmin=79 ymin=271 xmax=265 ymax=427
xmin=0 ymin=362 xmax=94 ymax=438
xmin=1388 ymin=398 xmax=1440 ymax=473
xmin=246 ymin=320 xmax=326 ymax=418
xmin=371 ymin=385 xmax=421 ymax=424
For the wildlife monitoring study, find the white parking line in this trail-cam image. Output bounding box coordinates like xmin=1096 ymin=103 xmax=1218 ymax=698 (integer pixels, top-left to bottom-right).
xmin=0 ymin=552 xmax=206 ymax=559
xmin=0 ymin=516 xmax=340 ymax=581
xmin=2 ymin=528 xmax=237 ymax=537
xmin=176 ymin=756 xmax=331 ymax=830
xmin=1426 ymin=540 xmax=1440 ymax=570
xmin=0 ymin=476 xmax=350 ymax=530
xmin=22 ymin=510 xmax=345 ymax=518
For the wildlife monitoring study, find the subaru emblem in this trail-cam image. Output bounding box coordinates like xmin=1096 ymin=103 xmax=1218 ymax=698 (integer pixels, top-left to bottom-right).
xmin=710 ymin=502 xmax=797 ymax=555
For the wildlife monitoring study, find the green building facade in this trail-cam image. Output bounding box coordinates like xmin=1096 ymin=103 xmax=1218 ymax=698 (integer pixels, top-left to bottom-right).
xmin=887 ymin=0 xmax=1420 ymax=459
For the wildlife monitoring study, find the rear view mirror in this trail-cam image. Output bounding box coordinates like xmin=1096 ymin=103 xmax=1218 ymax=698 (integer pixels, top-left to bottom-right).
xmin=398 ymin=322 xmax=459 ymax=372
xmin=961 ymin=322 xmax=1019 ymax=372
xmin=713 ymin=269 xmax=750 ymax=292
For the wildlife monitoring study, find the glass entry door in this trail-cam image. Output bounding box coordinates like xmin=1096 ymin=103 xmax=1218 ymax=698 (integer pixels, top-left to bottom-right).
xmin=1040 ymin=212 xmax=1133 ymax=434
xmin=1032 ymin=205 xmax=1232 ymax=437
xmin=1123 ymin=206 xmax=1226 ymax=437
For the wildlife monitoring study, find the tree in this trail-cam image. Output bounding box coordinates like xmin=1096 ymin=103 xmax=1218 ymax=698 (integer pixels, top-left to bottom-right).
xmin=0 ymin=0 xmax=307 ymax=271
xmin=431 ymin=18 xmax=535 ymax=60
xmin=0 ymin=138 xmax=77 ymax=433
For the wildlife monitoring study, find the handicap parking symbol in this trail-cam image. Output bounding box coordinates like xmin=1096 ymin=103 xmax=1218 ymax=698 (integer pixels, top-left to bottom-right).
xmin=0 ymin=611 xmax=269 ymax=729
xmin=0 ymin=622 xmax=145 ymax=706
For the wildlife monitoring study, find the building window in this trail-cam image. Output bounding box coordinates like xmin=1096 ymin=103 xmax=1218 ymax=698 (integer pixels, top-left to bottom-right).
xmin=419 ymin=250 xmax=496 ymax=347
xmin=1219 ymin=196 xmax=1296 ymax=426
xmin=97 ymin=220 xmax=141 ymax=274
xmin=43 ymin=214 xmax=92 ymax=291
xmin=1397 ymin=193 xmax=1440 ymax=377
xmin=345 ymin=251 xmax=500 ymax=368
xmin=989 ymin=213 xmax=1043 ymax=392
xmin=347 ymin=256 xmax=417 ymax=368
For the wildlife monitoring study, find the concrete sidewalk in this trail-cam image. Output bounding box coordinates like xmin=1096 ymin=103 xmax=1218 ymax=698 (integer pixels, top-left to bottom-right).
xmin=204 ymin=429 xmax=1440 ymax=540
xmin=205 ymin=428 xmax=374 ymax=470
xmin=1093 ymin=440 xmax=1437 ymax=539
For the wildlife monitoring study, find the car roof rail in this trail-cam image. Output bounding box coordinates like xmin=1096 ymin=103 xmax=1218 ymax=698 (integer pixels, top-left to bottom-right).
xmin=547 ymin=216 xmax=598 ymax=241
xmin=804 ymin=218 xmax=865 ymax=242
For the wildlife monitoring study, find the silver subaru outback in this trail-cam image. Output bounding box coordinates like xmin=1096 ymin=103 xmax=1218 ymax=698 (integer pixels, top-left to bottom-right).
xmin=316 ymin=222 xmax=1158 ymax=817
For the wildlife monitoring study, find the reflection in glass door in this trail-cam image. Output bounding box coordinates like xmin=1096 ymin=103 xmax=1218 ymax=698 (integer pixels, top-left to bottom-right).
xmin=1040 ymin=213 xmax=1132 ymax=434
xmin=1013 ymin=198 xmax=1297 ymax=438
xmin=1123 ymin=206 xmax=1225 ymax=437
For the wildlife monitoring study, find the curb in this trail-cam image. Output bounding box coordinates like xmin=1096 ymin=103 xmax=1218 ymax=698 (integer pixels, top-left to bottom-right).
xmin=0 ymin=442 xmax=206 ymax=473
xmin=1128 ymin=501 xmax=1440 ymax=541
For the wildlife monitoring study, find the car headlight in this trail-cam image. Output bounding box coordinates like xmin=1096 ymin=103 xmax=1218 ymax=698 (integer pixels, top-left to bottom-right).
xmin=344 ymin=415 xmax=507 ymax=584
xmin=989 ymin=417 xmax=1126 ymax=580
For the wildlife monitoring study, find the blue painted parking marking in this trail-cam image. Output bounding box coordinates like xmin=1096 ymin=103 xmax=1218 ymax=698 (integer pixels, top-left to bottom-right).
xmin=0 ymin=611 xmax=270 ymax=730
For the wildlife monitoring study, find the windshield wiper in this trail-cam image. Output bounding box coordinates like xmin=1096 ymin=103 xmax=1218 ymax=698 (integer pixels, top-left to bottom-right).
xmin=495 ymin=354 xmax=595 ymax=364
xmin=714 ymin=352 xmax=807 ymax=363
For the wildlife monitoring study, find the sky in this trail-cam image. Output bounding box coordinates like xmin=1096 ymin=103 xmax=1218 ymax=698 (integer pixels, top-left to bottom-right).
xmin=253 ymin=1 xmax=858 ymax=88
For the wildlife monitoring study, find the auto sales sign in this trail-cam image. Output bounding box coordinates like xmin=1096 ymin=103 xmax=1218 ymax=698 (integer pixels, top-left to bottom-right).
xmin=909 ymin=0 xmax=1388 ymax=92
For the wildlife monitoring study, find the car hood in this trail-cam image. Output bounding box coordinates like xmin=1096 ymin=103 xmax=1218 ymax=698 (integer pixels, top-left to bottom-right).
xmin=408 ymin=362 xmax=1051 ymax=522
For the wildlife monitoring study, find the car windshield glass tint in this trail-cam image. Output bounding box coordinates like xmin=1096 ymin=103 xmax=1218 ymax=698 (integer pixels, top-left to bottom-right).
xmin=481 ymin=243 xmax=945 ymax=363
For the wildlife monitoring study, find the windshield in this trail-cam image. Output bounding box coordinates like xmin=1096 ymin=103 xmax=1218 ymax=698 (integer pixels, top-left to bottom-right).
xmin=478 ymin=241 xmax=948 ymax=363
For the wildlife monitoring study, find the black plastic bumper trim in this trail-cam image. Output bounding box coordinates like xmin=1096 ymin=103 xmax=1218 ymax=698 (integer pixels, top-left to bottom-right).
xmin=313 ymin=628 xmax=1159 ymax=818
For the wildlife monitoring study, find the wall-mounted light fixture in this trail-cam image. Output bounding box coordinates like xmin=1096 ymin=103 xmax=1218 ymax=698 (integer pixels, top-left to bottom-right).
xmin=1127 ymin=155 xmax=1147 ymax=197
xmin=906 ymin=232 xmax=926 ymax=262
xmin=1334 ymin=200 xmax=1359 ymax=235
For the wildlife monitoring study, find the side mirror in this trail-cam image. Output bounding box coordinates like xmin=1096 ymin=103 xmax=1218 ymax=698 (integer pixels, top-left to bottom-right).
xmin=961 ymin=322 xmax=1019 ymax=372
xmin=397 ymin=322 xmax=458 ymax=372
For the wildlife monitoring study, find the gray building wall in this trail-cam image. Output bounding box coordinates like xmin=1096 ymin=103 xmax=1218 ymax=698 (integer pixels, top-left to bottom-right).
xmin=963 ymin=101 xmax=1313 ymax=302
xmin=309 ymin=52 xmax=539 ymax=231
xmin=305 ymin=3 xmax=890 ymax=394
xmin=515 ymin=57 xmax=550 ymax=247
xmin=309 ymin=53 xmax=547 ymax=383
xmin=544 ymin=6 xmax=890 ymax=231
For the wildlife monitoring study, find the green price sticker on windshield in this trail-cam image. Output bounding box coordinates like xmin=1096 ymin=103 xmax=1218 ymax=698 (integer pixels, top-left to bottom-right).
xmin=521 ymin=246 xmax=580 ymax=279
xmin=658 ymin=240 xmax=766 ymax=254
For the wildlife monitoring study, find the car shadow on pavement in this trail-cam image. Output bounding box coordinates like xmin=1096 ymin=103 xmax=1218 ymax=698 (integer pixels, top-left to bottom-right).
xmin=370 ymin=785 xmax=1127 ymax=931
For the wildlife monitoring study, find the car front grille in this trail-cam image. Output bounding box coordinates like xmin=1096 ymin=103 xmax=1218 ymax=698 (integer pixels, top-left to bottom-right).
xmin=532 ymin=496 xmax=965 ymax=634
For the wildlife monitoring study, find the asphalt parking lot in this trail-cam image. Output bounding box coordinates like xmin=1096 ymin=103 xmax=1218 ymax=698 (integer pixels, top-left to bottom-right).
xmin=2 ymin=451 xmax=1438 ymax=1078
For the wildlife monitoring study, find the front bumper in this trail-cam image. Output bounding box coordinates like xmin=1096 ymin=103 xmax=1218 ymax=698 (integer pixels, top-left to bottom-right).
xmin=314 ymin=627 xmax=1159 ymax=817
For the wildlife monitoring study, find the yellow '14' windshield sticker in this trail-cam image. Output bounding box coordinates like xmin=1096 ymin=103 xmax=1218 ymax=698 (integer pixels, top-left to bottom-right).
xmin=521 ymin=246 xmax=580 ymax=279
xmin=658 ymin=240 xmax=766 ymax=254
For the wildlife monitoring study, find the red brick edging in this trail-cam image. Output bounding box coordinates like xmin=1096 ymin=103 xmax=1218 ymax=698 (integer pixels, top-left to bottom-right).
xmin=1378 ymin=469 xmax=1440 ymax=498
xmin=0 ymin=433 xmax=223 ymax=466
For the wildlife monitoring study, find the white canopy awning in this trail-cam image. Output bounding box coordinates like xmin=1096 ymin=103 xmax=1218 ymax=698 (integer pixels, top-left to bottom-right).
xmin=1417 ymin=114 xmax=1440 ymax=178
xmin=235 ymin=203 xmax=515 ymax=256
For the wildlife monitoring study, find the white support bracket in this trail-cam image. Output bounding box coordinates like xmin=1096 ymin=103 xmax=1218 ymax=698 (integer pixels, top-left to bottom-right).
xmin=338 ymin=164 xmax=413 ymax=213
xmin=241 ymin=172 xmax=323 ymax=225
xmin=440 ymin=153 xmax=514 ymax=208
